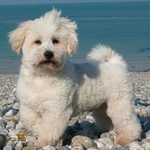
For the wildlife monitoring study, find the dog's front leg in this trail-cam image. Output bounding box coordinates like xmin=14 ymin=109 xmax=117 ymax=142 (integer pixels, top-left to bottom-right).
xmin=37 ymin=106 xmax=73 ymax=147
xmin=20 ymin=104 xmax=42 ymax=135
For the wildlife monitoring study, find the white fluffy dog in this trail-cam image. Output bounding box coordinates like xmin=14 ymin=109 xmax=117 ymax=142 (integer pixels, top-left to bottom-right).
xmin=9 ymin=9 xmax=141 ymax=147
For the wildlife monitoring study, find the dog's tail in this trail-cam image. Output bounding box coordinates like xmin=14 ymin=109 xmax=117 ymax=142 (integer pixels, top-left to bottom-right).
xmin=87 ymin=44 xmax=127 ymax=69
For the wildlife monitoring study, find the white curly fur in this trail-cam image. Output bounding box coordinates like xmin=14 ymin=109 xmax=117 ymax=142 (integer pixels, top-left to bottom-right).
xmin=9 ymin=9 xmax=141 ymax=147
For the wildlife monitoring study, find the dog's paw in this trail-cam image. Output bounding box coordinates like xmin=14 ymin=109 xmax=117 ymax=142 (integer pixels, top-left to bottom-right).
xmin=37 ymin=137 xmax=62 ymax=148
xmin=116 ymin=133 xmax=138 ymax=146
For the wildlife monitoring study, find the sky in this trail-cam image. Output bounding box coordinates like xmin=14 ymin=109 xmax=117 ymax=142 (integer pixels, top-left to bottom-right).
xmin=0 ymin=0 xmax=149 ymax=5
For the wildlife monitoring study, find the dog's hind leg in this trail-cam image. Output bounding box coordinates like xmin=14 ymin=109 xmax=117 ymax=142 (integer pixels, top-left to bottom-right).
xmin=93 ymin=102 xmax=113 ymax=132
xmin=106 ymin=93 xmax=141 ymax=146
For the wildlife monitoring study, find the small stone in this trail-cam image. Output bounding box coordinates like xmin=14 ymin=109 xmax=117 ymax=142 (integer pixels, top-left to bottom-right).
xmin=100 ymin=132 xmax=112 ymax=139
xmin=71 ymin=142 xmax=84 ymax=150
xmin=66 ymin=121 xmax=81 ymax=135
xmin=9 ymin=129 xmax=20 ymax=136
xmin=139 ymin=116 xmax=150 ymax=123
xmin=143 ymin=120 xmax=150 ymax=132
xmin=100 ymin=131 xmax=117 ymax=141
xmin=86 ymin=115 xmax=95 ymax=123
xmin=12 ymin=102 xmax=19 ymax=110
xmin=0 ymin=119 xmax=6 ymax=128
xmin=141 ymin=139 xmax=150 ymax=150
xmin=26 ymin=136 xmax=37 ymax=147
xmin=15 ymin=141 xmax=23 ymax=150
xmin=2 ymin=107 xmax=17 ymax=116
xmin=128 ymin=141 xmax=143 ymax=150
xmin=11 ymin=118 xmax=18 ymax=124
xmin=96 ymin=138 xmax=114 ymax=149
xmin=71 ymin=135 xmax=95 ymax=149
xmin=16 ymin=121 xmax=24 ymax=130
xmin=17 ymin=131 xmax=28 ymax=141
xmin=12 ymin=88 xmax=16 ymax=93
xmin=3 ymin=142 xmax=15 ymax=150
xmin=87 ymin=148 xmax=98 ymax=150
xmin=69 ymin=117 xmax=78 ymax=126
xmin=23 ymin=146 xmax=39 ymax=150
xmin=94 ymin=140 xmax=105 ymax=149
xmin=5 ymin=109 xmax=17 ymax=117
xmin=0 ymin=134 xmax=6 ymax=149
xmin=26 ymin=136 xmax=37 ymax=142
xmin=0 ymin=110 xmax=3 ymax=117
xmin=9 ymin=135 xmax=18 ymax=142
xmin=146 ymin=131 xmax=150 ymax=139
xmin=59 ymin=146 xmax=70 ymax=150
xmin=43 ymin=145 xmax=56 ymax=150
xmin=6 ymin=121 xmax=16 ymax=128
xmin=75 ymin=127 xmax=94 ymax=139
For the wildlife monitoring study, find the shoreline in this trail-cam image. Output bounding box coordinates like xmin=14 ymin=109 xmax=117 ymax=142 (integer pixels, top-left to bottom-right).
xmin=0 ymin=56 xmax=150 ymax=74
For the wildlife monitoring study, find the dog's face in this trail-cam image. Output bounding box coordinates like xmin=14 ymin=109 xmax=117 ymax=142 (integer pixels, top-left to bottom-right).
xmin=9 ymin=9 xmax=78 ymax=72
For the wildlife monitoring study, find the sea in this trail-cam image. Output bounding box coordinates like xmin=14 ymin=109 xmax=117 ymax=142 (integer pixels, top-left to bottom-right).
xmin=0 ymin=1 xmax=150 ymax=74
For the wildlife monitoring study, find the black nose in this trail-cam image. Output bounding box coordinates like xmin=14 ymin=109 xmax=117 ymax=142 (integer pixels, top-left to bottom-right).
xmin=44 ymin=51 xmax=54 ymax=59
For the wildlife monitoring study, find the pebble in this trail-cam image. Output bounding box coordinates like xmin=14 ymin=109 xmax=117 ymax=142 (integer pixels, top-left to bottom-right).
xmin=71 ymin=135 xmax=95 ymax=149
xmin=0 ymin=134 xmax=6 ymax=149
xmin=4 ymin=109 xmax=17 ymax=117
xmin=3 ymin=142 xmax=15 ymax=150
xmin=128 ymin=141 xmax=143 ymax=150
xmin=96 ymin=138 xmax=114 ymax=149
xmin=59 ymin=146 xmax=70 ymax=150
xmin=6 ymin=120 xmax=16 ymax=128
xmin=43 ymin=145 xmax=56 ymax=150
xmin=15 ymin=141 xmax=23 ymax=150
xmin=75 ymin=126 xmax=95 ymax=139
xmin=0 ymin=73 xmax=150 ymax=150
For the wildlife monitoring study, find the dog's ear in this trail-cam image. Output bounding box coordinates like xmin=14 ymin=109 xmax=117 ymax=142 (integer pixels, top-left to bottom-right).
xmin=8 ymin=21 xmax=31 ymax=53
xmin=67 ymin=25 xmax=78 ymax=55
xmin=60 ymin=18 xmax=78 ymax=55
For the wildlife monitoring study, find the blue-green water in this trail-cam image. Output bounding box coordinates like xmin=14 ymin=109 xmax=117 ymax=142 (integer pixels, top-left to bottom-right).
xmin=0 ymin=1 xmax=150 ymax=73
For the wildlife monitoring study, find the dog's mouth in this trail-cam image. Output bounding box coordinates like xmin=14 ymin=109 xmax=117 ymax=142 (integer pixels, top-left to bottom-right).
xmin=42 ymin=60 xmax=55 ymax=65
xmin=38 ymin=59 xmax=60 ymax=69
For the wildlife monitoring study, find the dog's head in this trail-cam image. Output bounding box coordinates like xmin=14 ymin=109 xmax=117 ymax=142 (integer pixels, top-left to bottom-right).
xmin=8 ymin=9 xmax=78 ymax=72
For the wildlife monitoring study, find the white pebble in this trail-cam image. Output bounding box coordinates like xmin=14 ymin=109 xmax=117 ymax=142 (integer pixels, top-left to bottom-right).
xmin=128 ymin=141 xmax=143 ymax=150
xmin=26 ymin=135 xmax=37 ymax=142
xmin=12 ymin=88 xmax=16 ymax=93
xmin=5 ymin=110 xmax=16 ymax=117
xmin=15 ymin=141 xmax=23 ymax=150
xmin=87 ymin=148 xmax=98 ymax=150
xmin=6 ymin=121 xmax=16 ymax=128
xmin=86 ymin=115 xmax=95 ymax=123
xmin=3 ymin=142 xmax=15 ymax=150
xmin=43 ymin=145 xmax=56 ymax=150
xmin=12 ymin=102 xmax=19 ymax=110
xmin=16 ymin=121 xmax=24 ymax=130
xmin=9 ymin=129 xmax=20 ymax=136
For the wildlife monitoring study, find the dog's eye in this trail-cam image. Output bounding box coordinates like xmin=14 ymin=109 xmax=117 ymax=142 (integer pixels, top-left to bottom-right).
xmin=35 ymin=40 xmax=42 ymax=45
xmin=52 ymin=39 xmax=59 ymax=45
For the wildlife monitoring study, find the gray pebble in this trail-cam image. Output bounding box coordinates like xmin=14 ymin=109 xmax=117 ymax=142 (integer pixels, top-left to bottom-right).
xmin=6 ymin=121 xmax=16 ymax=129
xmin=43 ymin=145 xmax=56 ymax=150
xmin=3 ymin=142 xmax=15 ymax=150
xmin=75 ymin=126 xmax=95 ymax=139
xmin=59 ymin=146 xmax=70 ymax=150
xmin=72 ymin=135 xmax=95 ymax=149
xmin=5 ymin=109 xmax=17 ymax=117
xmin=0 ymin=134 xmax=6 ymax=149
xmin=15 ymin=141 xmax=23 ymax=150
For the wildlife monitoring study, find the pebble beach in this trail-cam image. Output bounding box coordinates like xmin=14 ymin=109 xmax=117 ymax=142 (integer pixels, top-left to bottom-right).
xmin=0 ymin=72 xmax=150 ymax=150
